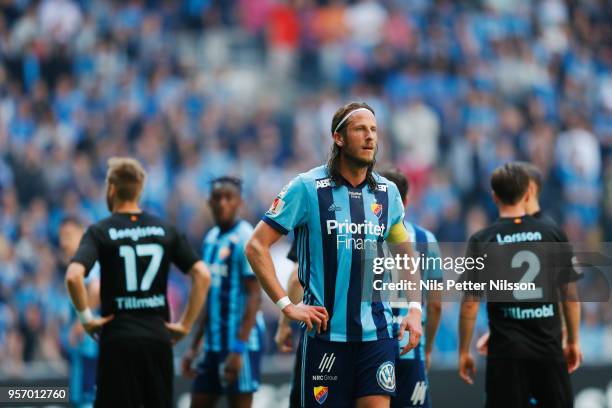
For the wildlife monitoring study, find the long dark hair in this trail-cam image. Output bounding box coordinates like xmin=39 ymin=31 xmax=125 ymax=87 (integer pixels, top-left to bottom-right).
xmin=327 ymin=102 xmax=377 ymax=190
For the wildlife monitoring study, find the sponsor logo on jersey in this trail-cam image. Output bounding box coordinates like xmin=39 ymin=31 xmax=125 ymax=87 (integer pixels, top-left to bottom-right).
xmin=348 ymin=190 xmax=362 ymax=199
xmin=115 ymin=294 xmax=165 ymax=310
xmin=376 ymin=361 xmax=396 ymax=392
xmin=376 ymin=183 xmax=388 ymax=192
xmin=326 ymin=220 xmax=385 ymax=237
xmin=268 ymin=197 xmax=285 ymax=215
xmin=502 ymin=304 xmax=554 ymax=319
xmin=371 ymin=203 xmax=383 ymax=218
xmin=313 ymin=386 xmax=328 ymax=404
xmin=316 ymin=178 xmax=332 ymax=189
xmin=318 ymin=353 xmax=336 ymax=373
xmin=496 ymin=231 xmax=542 ymax=245
xmin=109 ymin=226 xmax=165 ymax=241
xmin=410 ymin=381 xmax=428 ymax=406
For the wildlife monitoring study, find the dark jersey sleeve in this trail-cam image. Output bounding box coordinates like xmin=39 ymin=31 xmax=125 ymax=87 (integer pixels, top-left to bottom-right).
xmin=171 ymin=230 xmax=200 ymax=274
xmin=552 ymin=226 xmax=582 ymax=285
xmin=71 ymin=227 xmax=99 ymax=276
xmin=287 ymin=239 xmax=297 ymax=263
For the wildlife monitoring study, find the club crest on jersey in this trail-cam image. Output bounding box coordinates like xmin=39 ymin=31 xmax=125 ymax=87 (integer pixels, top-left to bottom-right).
xmin=268 ymin=197 xmax=285 ymax=215
xmin=376 ymin=361 xmax=395 ymax=392
xmin=371 ymin=203 xmax=383 ymax=219
xmin=218 ymin=246 xmax=231 ymax=260
xmin=313 ymin=386 xmax=328 ymax=404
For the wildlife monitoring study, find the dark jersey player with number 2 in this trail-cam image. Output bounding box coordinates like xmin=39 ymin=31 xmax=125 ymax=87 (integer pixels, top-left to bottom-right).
xmin=66 ymin=157 xmax=211 ymax=408
xmin=458 ymin=163 xmax=582 ymax=408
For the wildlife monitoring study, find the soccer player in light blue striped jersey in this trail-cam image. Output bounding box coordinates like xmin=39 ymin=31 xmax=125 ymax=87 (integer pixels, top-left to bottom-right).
xmin=183 ymin=177 xmax=265 ymax=408
xmin=379 ymin=169 xmax=443 ymax=408
xmin=246 ymin=102 xmax=423 ymax=408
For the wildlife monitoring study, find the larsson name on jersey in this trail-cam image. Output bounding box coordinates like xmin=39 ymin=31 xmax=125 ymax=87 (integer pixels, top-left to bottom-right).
xmin=496 ymin=231 xmax=542 ymax=245
xmin=109 ymin=226 xmax=166 ymax=241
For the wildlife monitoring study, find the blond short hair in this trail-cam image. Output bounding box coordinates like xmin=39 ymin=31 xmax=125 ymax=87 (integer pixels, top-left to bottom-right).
xmin=106 ymin=157 xmax=147 ymax=201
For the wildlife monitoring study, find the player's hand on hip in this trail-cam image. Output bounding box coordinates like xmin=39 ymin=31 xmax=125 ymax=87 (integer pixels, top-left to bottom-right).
xmin=564 ymin=341 xmax=582 ymax=373
xmin=398 ymin=308 xmax=422 ymax=355
xmin=224 ymin=352 xmax=243 ymax=384
xmin=166 ymin=321 xmax=190 ymax=345
xmin=275 ymin=320 xmax=294 ymax=352
xmin=181 ymin=347 xmax=199 ymax=378
xmin=283 ymin=302 xmax=329 ymax=334
xmin=83 ymin=314 xmax=114 ymax=339
xmin=458 ymin=352 xmax=476 ymax=385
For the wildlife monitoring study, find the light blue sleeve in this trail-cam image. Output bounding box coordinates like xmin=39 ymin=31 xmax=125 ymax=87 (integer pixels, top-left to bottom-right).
xmin=387 ymin=182 xmax=405 ymax=232
xmin=262 ymin=176 xmax=309 ymax=234
xmin=425 ymin=231 xmax=443 ymax=281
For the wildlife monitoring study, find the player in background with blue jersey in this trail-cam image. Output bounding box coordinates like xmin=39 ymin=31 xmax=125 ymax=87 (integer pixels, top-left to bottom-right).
xmin=59 ymin=217 xmax=100 ymax=408
xmin=183 ymin=177 xmax=265 ymax=408
xmin=379 ymin=169 xmax=442 ymax=408
xmin=247 ymin=102 xmax=423 ymax=408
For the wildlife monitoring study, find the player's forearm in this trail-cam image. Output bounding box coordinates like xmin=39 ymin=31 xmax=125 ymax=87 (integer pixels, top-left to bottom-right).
xmin=179 ymin=261 xmax=210 ymax=330
xmin=287 ymin=266 xmax=304 ymax=303
xmin=190 ymin=306 xmax=208 ymax=351
xmin=237 ymin=289 xmax=261 ymax=342
xmin=425 ymin=296 xmax=442 ymax=353
xmin=562 ymin=300 xmax=580 ymax=344
xmin=65 ymin=263 xmax=89 ymax=311
xmin=245 ymin=236 xmax=287 ymax=302
xmin=458 ymin=300 xmax=478 ymax=354
xmin=280 ymin=266 xmax=304 ymax=325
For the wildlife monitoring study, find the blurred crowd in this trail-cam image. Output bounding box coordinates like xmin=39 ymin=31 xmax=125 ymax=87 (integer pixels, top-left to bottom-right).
xmin=1 ymin=0 xmax=612 ymax=377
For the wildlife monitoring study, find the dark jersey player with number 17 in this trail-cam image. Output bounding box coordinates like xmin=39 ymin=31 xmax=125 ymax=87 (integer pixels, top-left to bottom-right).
xmin=65 ymin=157 xmax=211 ymax=408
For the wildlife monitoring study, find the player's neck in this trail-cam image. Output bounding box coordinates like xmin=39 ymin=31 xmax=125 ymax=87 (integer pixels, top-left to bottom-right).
xmin=113 ymin=201 xmax=142 ymax=214
xmin=338 ymin=157 xmax=368 ymax=188
xmin=497 ymin=205 xmax=526 ymax=218
xmin=218 ymin=219 xmax=238 ymax=232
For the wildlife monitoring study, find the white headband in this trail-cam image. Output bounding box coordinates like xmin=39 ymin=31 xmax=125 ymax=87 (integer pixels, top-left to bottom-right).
xmin=333 ymin=108 xmax=373 ymax=134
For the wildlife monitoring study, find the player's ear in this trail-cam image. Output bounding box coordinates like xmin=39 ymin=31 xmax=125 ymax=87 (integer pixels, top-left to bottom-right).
xmin=333 ymin=132 xmax=344 ymax=147
xmin=491 ymin=191 xmax=500 ymax=205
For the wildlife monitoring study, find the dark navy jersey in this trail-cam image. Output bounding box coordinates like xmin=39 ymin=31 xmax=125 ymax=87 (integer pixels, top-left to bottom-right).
xmin=464 ymin=215 xmax=581 ymax=360
xmin=72 ymin=212 xmax=199 ymax=342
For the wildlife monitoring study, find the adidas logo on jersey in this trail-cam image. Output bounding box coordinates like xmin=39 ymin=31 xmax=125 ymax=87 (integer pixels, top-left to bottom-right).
xmin=328 ymin=203 xmax=342 ymax=212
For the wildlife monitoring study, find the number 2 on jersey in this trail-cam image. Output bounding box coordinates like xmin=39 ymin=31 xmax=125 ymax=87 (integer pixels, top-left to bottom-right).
xmin=119 ymin=244 xmax=164 ymax=292
xmin=511 ymin=250 xmax=543 ymax=300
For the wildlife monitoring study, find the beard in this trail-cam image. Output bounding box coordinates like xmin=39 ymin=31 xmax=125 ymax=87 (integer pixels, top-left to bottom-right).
xmin=342 ymin=143 xmax=377 ymax=168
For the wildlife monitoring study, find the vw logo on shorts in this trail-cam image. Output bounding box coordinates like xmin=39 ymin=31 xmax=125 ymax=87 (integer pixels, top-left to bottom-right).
xmin=376 ymin=361 xmax=396 ymax=392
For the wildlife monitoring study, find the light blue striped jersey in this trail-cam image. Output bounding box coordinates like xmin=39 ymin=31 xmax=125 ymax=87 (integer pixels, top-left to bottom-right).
xmin=202 ymin=220 xmax=265 ymax=352
xmin=393 ymin=222 xmax=443 ymax=360
xmin=263 ymin=165 xmax=405 ymax=342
